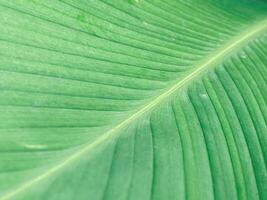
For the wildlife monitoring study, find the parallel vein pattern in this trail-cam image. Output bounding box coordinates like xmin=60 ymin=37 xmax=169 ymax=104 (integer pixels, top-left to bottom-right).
xmin=0 ymin=0 xmax=266 ymax=200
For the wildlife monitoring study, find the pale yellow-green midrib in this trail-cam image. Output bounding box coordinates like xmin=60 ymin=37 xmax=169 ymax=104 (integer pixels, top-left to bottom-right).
xmin=1 ymin=18 xmax=267 ymax=200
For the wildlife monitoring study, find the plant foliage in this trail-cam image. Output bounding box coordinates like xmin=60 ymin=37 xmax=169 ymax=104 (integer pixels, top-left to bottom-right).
xmin=0 ymin=0 xmax=266 ymax=199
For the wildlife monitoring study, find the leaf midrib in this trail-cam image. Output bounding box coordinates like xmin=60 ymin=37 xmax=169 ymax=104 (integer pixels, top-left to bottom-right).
xmin=2 ymin=18 xmax=267 ymax=200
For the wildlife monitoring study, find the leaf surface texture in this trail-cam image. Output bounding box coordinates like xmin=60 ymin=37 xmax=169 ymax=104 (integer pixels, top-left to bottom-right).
xmin=0 ymin=0 xmax=267 ymax=199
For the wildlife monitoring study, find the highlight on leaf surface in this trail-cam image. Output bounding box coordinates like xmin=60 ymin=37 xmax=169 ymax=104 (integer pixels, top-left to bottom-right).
xmin=0 ymin=0 xmax=266 ymax=200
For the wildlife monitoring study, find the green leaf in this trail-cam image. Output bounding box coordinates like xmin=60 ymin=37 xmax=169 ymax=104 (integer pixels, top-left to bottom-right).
xmin=0 ymin=0 xmax=266 ymax=199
